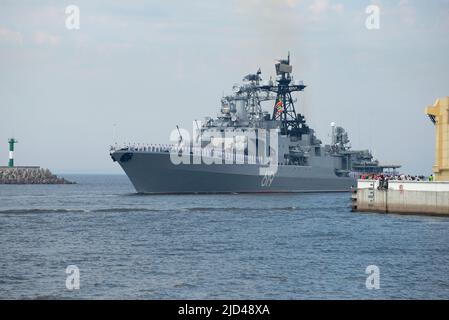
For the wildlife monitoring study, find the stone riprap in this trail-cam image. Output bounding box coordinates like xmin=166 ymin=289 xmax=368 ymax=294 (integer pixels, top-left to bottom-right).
xmin=0 ymin=167 xmax=74 ymax=184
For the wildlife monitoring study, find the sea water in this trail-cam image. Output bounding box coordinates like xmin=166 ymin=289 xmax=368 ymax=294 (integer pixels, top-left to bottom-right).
xmin=1 ymin=175 xmax=449 ymax=299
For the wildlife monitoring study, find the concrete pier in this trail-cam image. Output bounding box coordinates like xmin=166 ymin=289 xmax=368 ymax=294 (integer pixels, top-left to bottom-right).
xmin=0 ymin=167 xmax=74 ymax=184
xmin=352 ymin=180 xmax=449 ymax=217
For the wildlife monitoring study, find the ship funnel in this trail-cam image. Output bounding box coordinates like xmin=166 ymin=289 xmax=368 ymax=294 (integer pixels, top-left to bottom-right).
xmin=331 ymin=122 xmax=336 ymax=145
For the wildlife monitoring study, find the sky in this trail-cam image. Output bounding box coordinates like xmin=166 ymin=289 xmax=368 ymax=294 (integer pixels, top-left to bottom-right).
xmin=0 ymin=0 xmax=448 ymax=173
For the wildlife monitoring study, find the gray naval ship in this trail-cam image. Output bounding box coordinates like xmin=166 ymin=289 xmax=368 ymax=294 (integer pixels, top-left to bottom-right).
xmin=111 ymin=55 xmax=399 ymax=194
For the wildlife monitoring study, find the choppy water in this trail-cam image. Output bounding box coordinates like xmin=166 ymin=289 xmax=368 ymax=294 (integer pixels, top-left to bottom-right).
xmin=1 ymin=174 xmax=449 ymax=299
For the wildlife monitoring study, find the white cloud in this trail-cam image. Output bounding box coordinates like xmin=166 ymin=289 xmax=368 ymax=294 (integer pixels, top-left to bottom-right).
xmin=332 ymin=3 xmax=344 ymax=14
xmin=398 ymin=0 xmax=416 ymax=26
xmin=286 ymin=0 xmax=300 ymax=8
xmin=308 ymin=0 xmax=344 ymax=16
xmin=34 ymin=31 xmax=60 ymax=46
xmin=308 ymin=0 xmax=330 ymax=15
xmin=0 ymin=27 xmax=23 ymax=45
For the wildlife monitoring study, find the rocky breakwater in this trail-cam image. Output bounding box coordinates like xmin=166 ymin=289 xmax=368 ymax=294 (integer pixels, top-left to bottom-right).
xmin=0 ymin=167 xmax=74 ymax=184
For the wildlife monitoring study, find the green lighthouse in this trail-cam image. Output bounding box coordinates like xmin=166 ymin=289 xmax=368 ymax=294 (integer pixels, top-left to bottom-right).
xmin=8 ymin=138 xmax=18 ymax=167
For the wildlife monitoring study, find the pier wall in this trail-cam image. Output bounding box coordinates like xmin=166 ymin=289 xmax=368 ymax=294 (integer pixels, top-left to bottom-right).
xmin=352 ymin=180 xmax=449 ymax=216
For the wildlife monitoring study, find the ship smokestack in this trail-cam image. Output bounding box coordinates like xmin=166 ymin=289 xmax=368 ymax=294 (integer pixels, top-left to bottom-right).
xmin=331 ymin=122 xmax=336 ymax=145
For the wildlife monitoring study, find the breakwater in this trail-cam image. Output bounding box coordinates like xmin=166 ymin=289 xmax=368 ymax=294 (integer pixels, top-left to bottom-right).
xmin=0 ymin=167 xmax=74 ymax=184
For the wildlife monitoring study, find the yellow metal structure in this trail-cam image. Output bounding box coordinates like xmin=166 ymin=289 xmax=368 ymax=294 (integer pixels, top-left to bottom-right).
xmin=426 ymin=97 xmax=449 ymax=181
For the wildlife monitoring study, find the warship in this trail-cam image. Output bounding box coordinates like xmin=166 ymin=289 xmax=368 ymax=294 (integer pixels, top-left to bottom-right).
xmin=110 ymin=55 xmax=399 ymax=194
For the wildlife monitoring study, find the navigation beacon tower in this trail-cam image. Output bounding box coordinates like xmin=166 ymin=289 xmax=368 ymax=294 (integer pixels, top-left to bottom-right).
xmin=8 ymin=138 xmax=18 ymax=167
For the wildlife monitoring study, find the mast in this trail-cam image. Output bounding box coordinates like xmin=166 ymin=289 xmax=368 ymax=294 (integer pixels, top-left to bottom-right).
xmin=260 ymin=53 xmax=309 ymax=137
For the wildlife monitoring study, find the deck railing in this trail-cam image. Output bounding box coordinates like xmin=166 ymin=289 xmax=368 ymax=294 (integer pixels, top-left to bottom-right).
xmin=111 ymin=143 xmax=267 ymax=164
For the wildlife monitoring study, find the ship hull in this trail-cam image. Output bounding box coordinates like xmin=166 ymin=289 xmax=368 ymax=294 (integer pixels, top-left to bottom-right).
xmin=112 ymin=151 xmax=356 ymax=194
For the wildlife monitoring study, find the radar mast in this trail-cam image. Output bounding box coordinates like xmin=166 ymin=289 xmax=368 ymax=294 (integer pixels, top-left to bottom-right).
xmin=260 ymin=53 xmax=309 ymax=137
